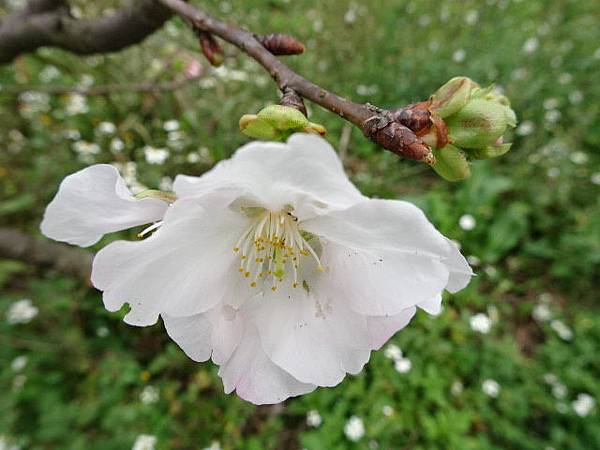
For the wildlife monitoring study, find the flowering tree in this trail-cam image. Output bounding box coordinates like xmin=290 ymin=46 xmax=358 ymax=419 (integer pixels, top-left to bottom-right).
xmin=1 ymin=0 xmax=517 ymax=404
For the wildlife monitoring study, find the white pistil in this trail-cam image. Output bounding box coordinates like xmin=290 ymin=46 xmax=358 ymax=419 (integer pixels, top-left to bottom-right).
xmin=234 ymin=210 xmax=323 ymax=290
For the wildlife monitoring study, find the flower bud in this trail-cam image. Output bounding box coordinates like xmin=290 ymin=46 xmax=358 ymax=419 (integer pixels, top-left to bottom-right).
xmin=430 ymin=144 xmax=471 ymax=182
xmin=429 ymin=77 xmax=517 ymax=160
xmin=239 ymin=105 xmax=326 ymax=141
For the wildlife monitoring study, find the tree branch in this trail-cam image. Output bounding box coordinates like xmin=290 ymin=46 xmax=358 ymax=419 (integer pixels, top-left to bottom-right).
xmin=0 ymin=0 xmax=173 ymax=64
xmin=0 ymin=227 xmax=92 ymax=281
xmin=157 ymin=0 xmax=435 ymax=162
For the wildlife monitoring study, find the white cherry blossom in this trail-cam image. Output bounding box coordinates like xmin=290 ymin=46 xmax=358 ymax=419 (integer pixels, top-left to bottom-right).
xmin=40 ymin=134 xmax=472 ymax=404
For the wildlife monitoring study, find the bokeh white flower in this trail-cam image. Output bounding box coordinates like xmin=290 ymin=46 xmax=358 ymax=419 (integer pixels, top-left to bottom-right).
xmin=572 ymin=393 xmax=595 ymax=417
xmin=470 ymin=313 xmax=492 ymax=334
xmin=306 ymin=410 xmax=322 ymax=427
xmin=344 ymin=416 xmax=365 ymax=442
xmin=7 ymin=299 xmax=38 ymax=324
xmin=132 ymin=434 xmax=157 ymax=450
xmin=383 ymin=344 xmax=402 ymax=361
xmin=11 ymin=356 xmax=28 ymax=372
xmin=550 ymin=320 xmax=573 ymax=341
xmin=140 ymin=385 xmax=159 ymax=404
xmin=40 ymin=134 xmax=472 ymax=404
xmin=459 ymin=214 xmax=476 ymax=231
xmin=394 ymin=357 xmax=412 ymax=374
xmin=482 ymin=379 xmax=500 ymax=398
xmin=143 ymin=146 xmax=169 ymax=165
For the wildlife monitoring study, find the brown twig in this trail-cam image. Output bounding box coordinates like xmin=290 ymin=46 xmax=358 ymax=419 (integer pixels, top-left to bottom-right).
xmin=0 ymin=227 xmax=92 ymax=281
xmin=0 ymin=0 xmax=173 ymax=64
xmin=157 ymin=0 xmax=436 ymax=162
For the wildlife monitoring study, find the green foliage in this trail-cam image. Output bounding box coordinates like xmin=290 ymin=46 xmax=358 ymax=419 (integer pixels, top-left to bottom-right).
xmin=1 ymin=0 xmax=599 ymax=449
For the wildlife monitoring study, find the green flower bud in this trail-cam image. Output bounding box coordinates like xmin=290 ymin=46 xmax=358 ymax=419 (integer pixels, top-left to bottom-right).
xmin=469 ymin=142 xmax=512 ymax=160
xmin=430 ymin=144 xmax=471 ymax=182
xmin=239 ymin=105 xmax=326 ymax=141
xmin=430 ymin=76 xmax=478 ymax=119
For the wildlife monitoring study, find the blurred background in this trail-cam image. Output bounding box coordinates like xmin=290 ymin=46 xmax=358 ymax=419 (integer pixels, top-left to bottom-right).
xmin=1 ymin=0 xmax=599 ymax=449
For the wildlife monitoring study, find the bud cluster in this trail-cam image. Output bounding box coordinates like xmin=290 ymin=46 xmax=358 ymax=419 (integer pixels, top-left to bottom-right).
xmin=239 ymin=105 xmax=326 ymax=141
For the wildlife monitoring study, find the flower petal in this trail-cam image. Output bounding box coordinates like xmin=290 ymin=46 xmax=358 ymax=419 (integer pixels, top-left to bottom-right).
xmin=41 ymin=164 xmax=168 ymax=247
xmin=162 ymin=313 xmax=212 ymax=362
xmin=219 ymin=324 xmax=316 ymax=404
xmin=303 ymin=199 xmax=472 ymax=315
xmin=163 ymin=304 xmax=244 ymax=364
xmin=444 ymin=239 xmax=474 ymax=293
xmin=251 ymin=286 xmax=371 ymax=387
xmin=366 ymin=307 xmax=417 ymax=350
xmin=91 ymin=192 xmax=251 ymax=326
xmin=417 ymin=294 xmax=443 ymax=315
xmin=174 ymin=134 xmax=363 ymax=219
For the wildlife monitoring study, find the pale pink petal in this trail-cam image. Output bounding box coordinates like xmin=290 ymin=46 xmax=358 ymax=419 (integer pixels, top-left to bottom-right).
xmin=302 ymin=199 xmax=472 ymax=315
xmin=41 ymin=164 xmax=167 ymax=247
xmin=366 ymin=307 xmax=417 ymax=350
xmin=219 ymin=324 xmax=316 ymax=405
xmin=250 ymin=286 xmax=371 ymax=387
xmin=174 ymin=134 xmax=364 ymax=219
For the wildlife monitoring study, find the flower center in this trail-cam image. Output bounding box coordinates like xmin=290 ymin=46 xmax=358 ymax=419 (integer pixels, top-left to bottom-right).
xmin=233 ymin=209 xmax=323 ymax=291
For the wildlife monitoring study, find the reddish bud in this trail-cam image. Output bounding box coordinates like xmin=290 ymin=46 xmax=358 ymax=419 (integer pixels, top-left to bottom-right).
xmin=259 ymin=33 xmax=305 ymax=55
xmin=197 ymin=31 xmax=224 ymax=66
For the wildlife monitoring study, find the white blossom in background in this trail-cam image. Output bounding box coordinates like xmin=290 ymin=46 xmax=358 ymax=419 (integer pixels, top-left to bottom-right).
xmin=79 ymin=74 xmax=95 ymax=88
xmin=344 ymin=416 xmax=365 ymax=442
xmin=96 ymin=326 xmax=109 ymax=337
xmin=552 ymin=383 xmax=567 ymax=399
xmin=569 ymin=151 xmax=588 ymax=165
xmin=470 ymin=313 xmax=492 ymax=334
xmin=11 ymin=356 xmax=28 ymax=372
xmin=482 ymin=379 xmax=500 ymax=398
xmin=63 ymin=129 xmax=82 ymax=140
xmin=450 ymin=380 xmax=464 ymax=396
xmin=382 ymin=405 xmax=394 ymax=416
xmin=159 ymin=177 xmax=173 ymax=192
xmin=0 ymin=435 xmax=20 ymax=450
xmin=97 ymin=122 xmax=117 ymax=135
xmin=306 ymin=410 xmax=322 ymax=427
xmin=144 ymin=146 xmax=169 ymax=165
xmin=459 ymin=214 xmax=476 ymax=231
xmin=544 ymin=110 xmax=561 ymax=124
xmin=543 ymin=98 xmax=560 ymax=110
xmin=110 ymin=138 xmax=125 ymax=154
xmin=532 ymin=303 xmax=552 ymax=322
xmin=591 ymin=173 xmax=600 ymax=186
xmin=522 ymin=37 xmax=539 ymax=54
xmin=383 ymin=344 xmax=402 ymax=361
xmin=202 ymin=441 xmax=222 ymax=450
xmin=18 ymin=91 xmax=50 ymax=117
xmin=464 ymin=10 xmax=479 ymax=25
xmin=7 ymin=299 xmax=38 ymax=325
xmin=572 ymin=393 xmax=595 ymax=417
xmin=39 ymin=65 xmax=60 ymax=83
xmin=394 ymin=357 xmax=412 ymax=374
xmin=550 ymin=320 xmax=573 ymax=340
xmin=40 ymin=134 xmax=472 ymax=404
xmin=452 ymin=49 xmax=466 ymax=63
xmin=132 ymin=434 xmax=157 ymax=450
xmin=140 ymin=385 xmax=159 ymax=404
xmin=568 ymin=90 xmax=584 ymax=105
xmin=163 ymin=120 xmax=180 ymax=132
xmin=516 ymin=120 xmax=535 ymax=136
xmin=73 ymin=141 xmax=101 ymax=164
xmin=543 ymin=373 xmax=558 ymax=385
xmin=65 ymin=94 xmax=89 ymax=115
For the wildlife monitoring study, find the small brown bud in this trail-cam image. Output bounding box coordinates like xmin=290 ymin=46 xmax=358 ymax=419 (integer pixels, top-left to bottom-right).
xmin=259 ymin=33 xmax=305 ymax=55
xmin=363 ymin=118 xmax=433 ymax=162
xmin=388 ymin=101 xmax=432 ymax=136
xmin=279 ymin=88 xmax=307 ymax=116
xmin=197 ymin=31 xmax=224 ymax=66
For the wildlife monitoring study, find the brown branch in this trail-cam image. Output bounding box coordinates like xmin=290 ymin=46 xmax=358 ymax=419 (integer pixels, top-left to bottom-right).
xmin=157 ymin=0 xmax=434 ymax=162
xmin=0 ymin=0 xmax=173 ymax=64
xmin=5 ymin=72 xmax=205 ymax=96
xmin=0 ymin=227 xmax=92 ymax=281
